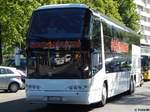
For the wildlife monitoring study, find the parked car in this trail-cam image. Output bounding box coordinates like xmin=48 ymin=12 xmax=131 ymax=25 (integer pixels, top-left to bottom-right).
xmin=0 ymin=66 xmax=25 ymax=92
xmin=17 ymin=69 xmax=26 ymax=83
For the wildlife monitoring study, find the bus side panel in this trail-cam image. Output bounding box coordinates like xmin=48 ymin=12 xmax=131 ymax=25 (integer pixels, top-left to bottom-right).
xmin=102 ymin=21 xmax=132 ymax=98
xmin=106 ymin=73 xmax=119 ymax=98
xmin=87 ymin=69 xmax=106 ymax=103
xmin=106 ymin=71 xmax=130 ymax=98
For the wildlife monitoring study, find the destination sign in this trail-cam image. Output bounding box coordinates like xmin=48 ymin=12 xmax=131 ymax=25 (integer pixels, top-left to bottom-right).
xmin=30 ymin=40 xmax=81 ymax=49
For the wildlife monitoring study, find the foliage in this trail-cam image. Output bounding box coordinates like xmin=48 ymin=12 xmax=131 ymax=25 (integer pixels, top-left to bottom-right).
xmin=115 ymin=0 xmax=140 ymax=31
xmin=0 ymin=0 xmax=140 ymax=59
xmin=0 ymin=0 xmax=40 ymax=55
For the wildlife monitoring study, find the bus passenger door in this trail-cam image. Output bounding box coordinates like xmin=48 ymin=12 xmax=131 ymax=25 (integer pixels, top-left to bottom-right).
xmin=90 ymin=18 xmax=102 ymax=75
xmin=89 ymin=17 xmax=105 ymax=102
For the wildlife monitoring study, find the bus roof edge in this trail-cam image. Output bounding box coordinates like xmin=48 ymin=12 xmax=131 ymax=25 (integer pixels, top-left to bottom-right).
xmin=36 ymin=4 xmax=88 ymax=11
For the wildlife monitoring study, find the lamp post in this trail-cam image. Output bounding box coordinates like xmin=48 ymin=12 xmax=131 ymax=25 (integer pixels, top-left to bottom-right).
xmin=15 ymin=47 xmax=21 ymax=67
xmin=0 ymin=24 xmax=2 ymax=65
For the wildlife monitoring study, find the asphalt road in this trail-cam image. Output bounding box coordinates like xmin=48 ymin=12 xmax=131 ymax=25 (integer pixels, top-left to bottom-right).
xmin=0 ymin=81 xmax=150 ymax=112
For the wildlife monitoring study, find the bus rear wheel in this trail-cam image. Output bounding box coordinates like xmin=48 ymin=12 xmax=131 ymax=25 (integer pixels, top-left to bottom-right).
xmin=127 ymin=79 xmax=135 ymax=94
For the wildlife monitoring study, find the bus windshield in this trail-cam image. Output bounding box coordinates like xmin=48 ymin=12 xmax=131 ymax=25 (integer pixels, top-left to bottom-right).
xmin=27 ymin=48 xmax=90 ymax=79
xmin=29 ymin=8 xmax=89 ymax=39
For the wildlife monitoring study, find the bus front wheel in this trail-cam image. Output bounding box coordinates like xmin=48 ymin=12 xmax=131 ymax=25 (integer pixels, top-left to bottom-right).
xmin=100 ymin=83 xmax=107 ymax=106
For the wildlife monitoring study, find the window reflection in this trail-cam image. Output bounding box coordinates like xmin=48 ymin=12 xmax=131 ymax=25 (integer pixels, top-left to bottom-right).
xmin=27 ymin=49 xmax=91 ymax=79
xmin=105 ymin=55 xmax=131 ymax=73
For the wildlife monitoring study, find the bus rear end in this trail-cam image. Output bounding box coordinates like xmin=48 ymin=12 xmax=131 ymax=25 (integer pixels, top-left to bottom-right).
xmin=26 ymin=4 xmax=95 ymax=104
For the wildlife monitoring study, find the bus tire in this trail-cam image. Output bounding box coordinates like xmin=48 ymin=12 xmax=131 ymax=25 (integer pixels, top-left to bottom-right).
xmin=140 ymin=75 xmax=144 ymax=87
xmin=128 ymin=79 xmax=135 ymax=94
xmin=100 ymin=83 xmax=107 ymax=106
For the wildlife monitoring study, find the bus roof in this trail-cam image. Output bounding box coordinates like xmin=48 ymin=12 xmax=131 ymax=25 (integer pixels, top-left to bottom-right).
xmin=92 ymin=10 xmax=139 ymax=37
xmin=36 ymin=4 xmax=88 ymax=11
xmin=35 ymin=4 xmax=140 ymax=38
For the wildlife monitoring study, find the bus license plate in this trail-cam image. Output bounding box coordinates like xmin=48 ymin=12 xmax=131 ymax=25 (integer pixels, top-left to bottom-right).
xmin=47 ymin=96 xmax=62 ymax=102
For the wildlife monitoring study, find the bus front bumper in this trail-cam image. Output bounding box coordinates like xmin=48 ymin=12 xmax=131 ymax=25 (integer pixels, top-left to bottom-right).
xmin=26 ymin=90 xmax=100 ymax=105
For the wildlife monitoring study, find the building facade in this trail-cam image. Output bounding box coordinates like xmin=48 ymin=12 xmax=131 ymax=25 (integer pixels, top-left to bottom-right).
xmin=134 ymin=0 xmax=150 ymax=56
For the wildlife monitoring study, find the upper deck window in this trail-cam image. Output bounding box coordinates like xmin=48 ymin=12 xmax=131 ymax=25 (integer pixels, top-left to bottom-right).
xmin=29 ymin=8 xmax=90 ymax=39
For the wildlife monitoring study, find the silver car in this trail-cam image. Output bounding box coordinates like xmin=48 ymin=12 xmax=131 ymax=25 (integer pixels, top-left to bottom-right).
xmin=0 ymin=66 xmax=24 ymax=92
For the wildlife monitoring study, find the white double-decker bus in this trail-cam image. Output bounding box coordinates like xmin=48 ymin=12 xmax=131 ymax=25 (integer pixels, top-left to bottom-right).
xmin=26 ymin=4 xmax=140 ymax=106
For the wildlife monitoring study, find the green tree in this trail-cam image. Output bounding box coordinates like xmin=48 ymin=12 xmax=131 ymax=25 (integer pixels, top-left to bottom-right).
xmin=0 ymin=0 xmax=41 ymax=63
xmin=115 ymin=0 xmax=140 ymax=31
xmin=91 ymin=0 xmax=122 ymax=21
